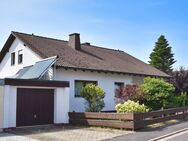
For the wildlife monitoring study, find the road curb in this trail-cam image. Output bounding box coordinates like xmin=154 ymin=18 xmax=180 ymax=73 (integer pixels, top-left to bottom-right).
xmin=148 ymin=128 xmax=188 ymax=141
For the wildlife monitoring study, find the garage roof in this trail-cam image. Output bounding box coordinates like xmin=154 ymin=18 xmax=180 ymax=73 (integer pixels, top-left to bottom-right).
xmin=0 ymin=78 xmax=69 ymax=87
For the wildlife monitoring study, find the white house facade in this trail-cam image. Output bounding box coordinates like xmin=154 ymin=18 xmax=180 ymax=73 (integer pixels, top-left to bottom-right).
xmin=0 ymin=38 xmax=41 ymax=78
xmin=0 ymin=31 xmax=169 ymax=130
xmin=55 ymin=68 xmax=132 ymax=112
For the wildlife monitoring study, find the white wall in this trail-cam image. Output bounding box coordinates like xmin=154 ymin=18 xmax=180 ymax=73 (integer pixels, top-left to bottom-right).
xmin=3 ymin=86 xmax=70 ymax=128
xmin=0 ymin=38 xmax=42 ymax=78
xmin=0 ymin=86 xmax=4 ymax=131
xmin=3 ymin=85 xmax=17 ymax=128
xmin=54 ymin=69 xmax=133 ymax=112
xmin=54 ymin=87 xmax=70 ymax=124
xmin=132 ymin=75 xmax=145 ymax=85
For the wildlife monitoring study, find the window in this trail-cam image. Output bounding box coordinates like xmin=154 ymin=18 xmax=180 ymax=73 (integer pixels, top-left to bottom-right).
xmin=75 ymin=80 xmax=98 ymax=97
xmin=115 ymin=82 xmax=124 ymax=90
xmin=114 ymin=82 xmax=124 ymax=97
xmin=11 ymin=52 xmax=15 ymax=66
xmin=18 ymin=50 xmax=23 ymax=64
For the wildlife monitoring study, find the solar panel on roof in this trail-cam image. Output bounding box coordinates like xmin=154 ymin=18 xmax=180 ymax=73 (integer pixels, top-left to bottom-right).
xmin=9 ymin=56 xmax=58 ymax=79
xmin=11 ymin=66 xmax=32 ymax=78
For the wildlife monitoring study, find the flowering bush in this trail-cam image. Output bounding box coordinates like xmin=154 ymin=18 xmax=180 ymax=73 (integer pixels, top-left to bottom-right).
xmin=115 ymin=100 xmax=149 ymax=113
xmin=115 ymin=84 xmax=145 ymax=104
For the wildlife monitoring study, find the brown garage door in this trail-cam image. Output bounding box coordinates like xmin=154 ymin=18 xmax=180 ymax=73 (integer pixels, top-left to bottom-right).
xmin=17 ymin=88 xmax=54 ymax=127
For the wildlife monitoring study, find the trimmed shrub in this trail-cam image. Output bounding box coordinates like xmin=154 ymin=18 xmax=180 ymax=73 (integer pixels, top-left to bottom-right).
xmin=140 ymin=77 xmax=175 ymax=110
xmin=164 ymin=92 xmax=188 ymax=108
xmin=115 ymin=100 xmax=149 ymax=113
xmin=80 ymin=84 xmax=105 ymax=112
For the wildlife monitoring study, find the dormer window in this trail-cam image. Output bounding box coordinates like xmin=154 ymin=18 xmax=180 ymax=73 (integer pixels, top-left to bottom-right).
xmin=11 ymin=52 xmax=15 ymax=66
xmin=18 ymin=50 xmax=23 ymax=64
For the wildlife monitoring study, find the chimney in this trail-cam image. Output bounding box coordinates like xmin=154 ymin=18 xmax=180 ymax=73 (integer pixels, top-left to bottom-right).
xmin=82 ymin=42 xmax=90 ymax=46
xmin=68 ymin=33 xmax=81 ymax=50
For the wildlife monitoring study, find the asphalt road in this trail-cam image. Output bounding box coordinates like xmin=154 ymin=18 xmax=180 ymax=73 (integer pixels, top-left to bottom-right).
xmin=160 ymin=131 xmax=188 ymax=141
xmin=107 ymin=120 xmax=188 ymax=141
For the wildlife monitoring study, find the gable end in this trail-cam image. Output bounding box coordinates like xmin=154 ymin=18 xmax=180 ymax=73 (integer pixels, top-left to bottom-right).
xmin=0 ymin=34 xmax=15 ymax=63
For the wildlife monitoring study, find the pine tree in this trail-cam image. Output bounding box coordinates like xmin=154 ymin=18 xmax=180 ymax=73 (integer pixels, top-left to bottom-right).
xmin=149 ymin=35 xmax=176 ymax=74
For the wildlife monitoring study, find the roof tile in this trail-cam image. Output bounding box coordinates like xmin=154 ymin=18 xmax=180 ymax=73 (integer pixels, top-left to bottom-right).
xmin=8 ymin=32 xmax=170 ymax=77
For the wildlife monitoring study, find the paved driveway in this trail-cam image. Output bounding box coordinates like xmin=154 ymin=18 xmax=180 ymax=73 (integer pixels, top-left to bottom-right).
xmin=0 ymin=133 xmax=38 ymax=141
xmin=1 ymin=125 xmax=131 ymax=141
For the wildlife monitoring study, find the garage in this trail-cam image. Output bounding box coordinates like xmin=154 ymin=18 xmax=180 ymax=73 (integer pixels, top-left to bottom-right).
xmin=16 ymin=88 xmax=54 ymax=127
xmin=0 ymin=78 xmax=70 ymax=129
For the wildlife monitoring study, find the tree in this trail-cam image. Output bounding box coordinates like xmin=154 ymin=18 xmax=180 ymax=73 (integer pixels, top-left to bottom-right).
xmin=140 ymin=77 xmax=175 ymax=110
xmin=80 ymin=84 xmax=105 ymax=112
xmin=149 ymin=35 xmax=176 ymax=74
xmin=170 ymin=67 xmax=188 ymax=94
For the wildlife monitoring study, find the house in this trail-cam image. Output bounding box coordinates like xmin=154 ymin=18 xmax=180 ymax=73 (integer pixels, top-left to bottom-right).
xmin=0 ymin=31 xmax=169 ymax=129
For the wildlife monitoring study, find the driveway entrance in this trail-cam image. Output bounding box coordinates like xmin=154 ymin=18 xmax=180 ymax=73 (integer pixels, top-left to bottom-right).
xmin=5 ymin=125 xmax=130 ymax=141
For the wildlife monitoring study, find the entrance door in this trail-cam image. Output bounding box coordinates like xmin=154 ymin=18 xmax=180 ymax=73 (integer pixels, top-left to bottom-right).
xmin=16 ymin=88 xmax=54 ymax=127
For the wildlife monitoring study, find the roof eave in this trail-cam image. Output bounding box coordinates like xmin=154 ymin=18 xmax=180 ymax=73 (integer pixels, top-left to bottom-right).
xmin=0 ymin=34 xmax=16 ymax=63
xmin=11 ymin=32 xmax=47 ymax=59
xmin=57 ymin=66 xmax=171 ymax=78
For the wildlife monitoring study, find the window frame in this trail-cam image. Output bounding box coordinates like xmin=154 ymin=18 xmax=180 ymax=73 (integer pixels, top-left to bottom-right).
xmin=11 ymin=52 xmax=15 ymax=66
xmin=18 ymin=50 xmax=23 ymax=64
xmin=74 ymin=80 xmax=98 ymax=97
xmin=114 ymin=82 xmax=124 ymax=88
xmin=114 ymin=82 xmax=124 ymax=95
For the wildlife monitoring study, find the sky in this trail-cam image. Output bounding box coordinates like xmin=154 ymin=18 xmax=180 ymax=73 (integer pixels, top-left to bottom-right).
xmin=0 ymin=0 xmax=188 ymax=69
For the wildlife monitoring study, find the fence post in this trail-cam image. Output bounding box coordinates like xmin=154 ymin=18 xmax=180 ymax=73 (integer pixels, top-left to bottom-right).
xmin=183 ymin=108 xmax=185 ymax=120
xmin=133 ymin=113 xmax=140 ymax=131
xmin=132 ymin=113 xmax=135 ymax=131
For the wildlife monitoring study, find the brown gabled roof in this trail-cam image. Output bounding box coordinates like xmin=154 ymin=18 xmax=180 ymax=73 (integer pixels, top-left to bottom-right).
xmin=0 ymin=31 xmax=170 ymax=77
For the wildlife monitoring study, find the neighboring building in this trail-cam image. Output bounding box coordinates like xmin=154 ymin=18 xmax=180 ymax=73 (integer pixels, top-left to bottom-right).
xmin=0 ymin=31 xmax=169 ymax=129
